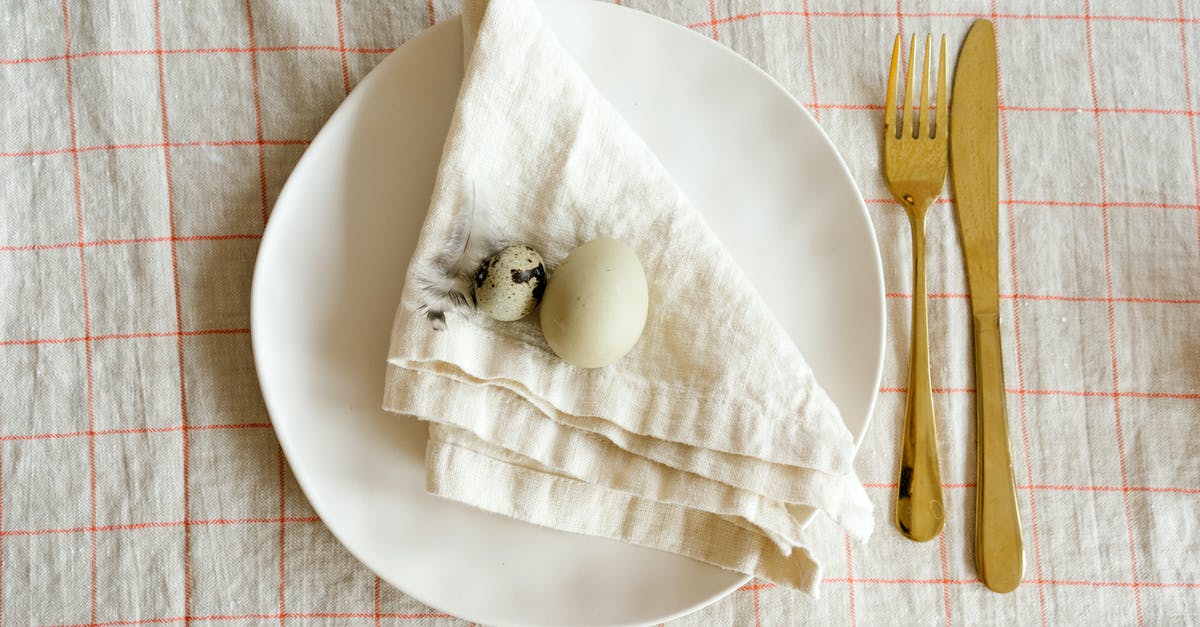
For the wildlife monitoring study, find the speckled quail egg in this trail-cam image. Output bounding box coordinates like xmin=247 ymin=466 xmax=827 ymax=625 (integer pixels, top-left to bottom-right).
xmin=473 ymin=245 xmax=547 ymax=321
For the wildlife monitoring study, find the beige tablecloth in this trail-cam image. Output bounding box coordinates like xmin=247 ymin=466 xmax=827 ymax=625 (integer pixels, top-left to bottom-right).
xmin=2 ymin=1 xmax=1198 ymax=625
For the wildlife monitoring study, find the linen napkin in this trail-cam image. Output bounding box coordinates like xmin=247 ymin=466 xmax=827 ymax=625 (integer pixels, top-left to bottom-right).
xmin=382 ymin=0 xmax=873 ymax=593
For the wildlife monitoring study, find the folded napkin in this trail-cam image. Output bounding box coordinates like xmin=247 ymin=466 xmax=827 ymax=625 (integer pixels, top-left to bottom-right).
xmin=383 ymin=0 xmax=872 ymax=593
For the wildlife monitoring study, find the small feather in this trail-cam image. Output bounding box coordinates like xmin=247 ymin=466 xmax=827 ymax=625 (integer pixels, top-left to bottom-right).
xmin=426 ymin=310 xmax=447 ymax=331
xmin=413 ymin=182 xmax=499 ymax=329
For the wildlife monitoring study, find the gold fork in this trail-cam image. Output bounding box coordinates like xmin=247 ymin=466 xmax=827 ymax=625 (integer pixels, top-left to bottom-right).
xmin=885 ymin=33 xmax=948 ymax=542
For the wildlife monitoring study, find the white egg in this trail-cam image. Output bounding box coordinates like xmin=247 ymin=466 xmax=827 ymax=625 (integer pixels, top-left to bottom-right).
xmin=474 ymin=245 xmax=547 ymax=321
xmin=540 ymin=238 xmax=648 ymax=368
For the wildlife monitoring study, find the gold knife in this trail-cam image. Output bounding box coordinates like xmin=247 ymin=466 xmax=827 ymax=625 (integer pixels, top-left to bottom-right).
xmin=949 ymin=19 xmax=1025 ymax=593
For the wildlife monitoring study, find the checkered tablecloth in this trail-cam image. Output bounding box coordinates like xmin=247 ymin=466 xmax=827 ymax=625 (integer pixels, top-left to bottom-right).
xmin=2 ymin=0 xmax=1198 ymax=625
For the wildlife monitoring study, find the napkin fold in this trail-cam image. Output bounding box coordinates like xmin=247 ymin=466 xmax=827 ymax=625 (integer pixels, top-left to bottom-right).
xmin=383 ymin=0 xmax=873 ymax=593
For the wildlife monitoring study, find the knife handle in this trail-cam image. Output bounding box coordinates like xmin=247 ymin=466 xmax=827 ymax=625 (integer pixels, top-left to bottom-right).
xmin=896 ymin=221 xmax=944 ymax=542
xmin=973 ymin=313 xmax=1025 ymax=592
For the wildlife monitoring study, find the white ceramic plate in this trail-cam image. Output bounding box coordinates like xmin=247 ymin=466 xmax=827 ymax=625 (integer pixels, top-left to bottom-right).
xmin=251 ymin=2 xmax=884 ymax=625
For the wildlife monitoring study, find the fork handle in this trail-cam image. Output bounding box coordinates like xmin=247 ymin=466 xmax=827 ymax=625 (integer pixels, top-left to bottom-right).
xmin=973 ymin=313 xmax=1025 ymax=592
xmin=896 ymin=216 xmax=945 ymax=542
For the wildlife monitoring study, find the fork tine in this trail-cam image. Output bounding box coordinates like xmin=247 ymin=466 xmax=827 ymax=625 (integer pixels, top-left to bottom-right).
xmin=885 ymin=34 xmax=900 ymax=138
xmin=935 ymin=34 xmax=947 ymax=138
xmin=903 ymin=35 xmax=916 ymax=138
xmin=918 ymin=34 xmax=931 ymax=139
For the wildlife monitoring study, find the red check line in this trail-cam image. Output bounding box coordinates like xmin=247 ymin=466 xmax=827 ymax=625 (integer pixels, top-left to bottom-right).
xmin=1031 ymin=484 xmax=1200 ymax=495
xmin=58 ymin=2 xmax=99 ymax=621
xmin=1180 ymin=0 xmax=1200 ymax=282
xmin=0 ymin=138 xmax=309 ymax=159
xmin=44 ymin=611 xmax=452 ymax=627
xmin=428 ymin=0 xmax=437 ymax=26
xmin=877 ymin=386 xmax=1200 ymax=400
xmin=751 ymin=577 xmax=762 ymax=627
xmin=861 ymin=577 xmax=1199 ymax=588
xmin=686 ymin=9 xmax=1200 ymax=29
xmin=807 ymin=102 xmax=1200 ymax=118
xmin=336 ymin=0 xmax=352 ymax=94
xmin=1001 ymin=104 xmax=1198 ymax=116
xmin=861 ymin=481 xmax=1200 ymax=495
xmin=1007 ymin=294 xmax=1200 ymax=305
xmin=206 ymin=613 xmax=453 ymax=621
xmin=0 ymin=327 xmax=251 ymax=348
xmin=814 ymin=103 xmax=886 ymax=111
xmin=844 ymin=534 xmax=856 ymax=627
xmin=0 ymin=53 xmax=64 ymax=65
xmin=1 ymin=516 xmax=320 ymax=539
xmin=939 ymin=532 xmax=952 ymax=624
xmin=798 ymin=0 xmax=820 ymax=127
xmin=1050 ymin=580 xmax=1200 ymax=589
xmin=835 ymin=577 xmax=973 ymax=585
xmin=866 ymin=195 xmax=1198 ymax=211
xmin=374 ymin=576 xmax=382 ymax=627
xmin=0 ymin=44 xmax=394 ymax=66
xmin=49 ymin=619 xmax=185 ymax=627
xmin=243 ymin=0 xmax=270 ymax=227
xmin=241 ymin=3 xmax=285 ymax=605
xmin=0 ymin=422 xmax=272 ymax=443
xmin=190 ymin=517 xmax=319 ymax=526
xmin=893 ymin=1 xmax=903 ymax=47
xmin=277 ymin=443 xmax=287 ymax=625
xmin=1083 ymin=4 xmax=1144 ymax=623
xmin=886 ymin=290 xmax=1200 ymax=304
xmin=1077 ymin=201 xmax=1195 ymax=211
xmin=1013 ymin=198 xmax=1198 ymax=210
xmin=199 ymin=613 xmax=453 ymax=621
xmin=151 ymin=1 xmax=194 ymax=619
xmin=821 ymin=578 xmax=1200 ymax=589
xmin=0 ymin=233 xmax=261 ymax=253
xmin=707 ymin=0 xmax=720 ymax=40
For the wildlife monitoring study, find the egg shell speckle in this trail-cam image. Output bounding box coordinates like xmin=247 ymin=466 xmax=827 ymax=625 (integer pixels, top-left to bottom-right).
xmin=473 ymin=245 xmax=547 ymax=321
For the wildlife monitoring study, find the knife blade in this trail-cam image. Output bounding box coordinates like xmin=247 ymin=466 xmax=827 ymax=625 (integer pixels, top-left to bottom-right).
xmin=949 ymin=19 xmax=1025 ymax=594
